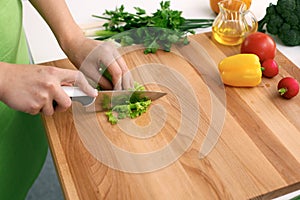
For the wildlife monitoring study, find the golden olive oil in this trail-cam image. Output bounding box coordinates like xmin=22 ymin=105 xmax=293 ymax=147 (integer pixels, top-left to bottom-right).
xmin=211 ymin=0 xmax=258 ymax=46
xmin=212 ymin=21 xmax=257 ymax=46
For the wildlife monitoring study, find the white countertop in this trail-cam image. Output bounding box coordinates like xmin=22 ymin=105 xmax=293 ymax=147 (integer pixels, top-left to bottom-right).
xmin=22 ymin=1 xmax=300 ymax=199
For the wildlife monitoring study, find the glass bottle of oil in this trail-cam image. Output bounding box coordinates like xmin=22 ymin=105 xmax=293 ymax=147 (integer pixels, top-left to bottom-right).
xmin=212 ymin=0 xmax=257 ymax=46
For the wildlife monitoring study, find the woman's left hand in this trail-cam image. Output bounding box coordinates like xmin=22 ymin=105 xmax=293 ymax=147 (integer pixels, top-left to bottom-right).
xmin=67 ymin=38 xmax=134 ymax=90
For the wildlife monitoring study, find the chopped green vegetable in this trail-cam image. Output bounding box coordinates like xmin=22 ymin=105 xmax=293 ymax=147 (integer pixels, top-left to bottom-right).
xmin=97 ymin=64 xmax=152 ymax=124
xmin=104 ymin=82 xmax=152 ymax=124
xmin=106 ymin=110 xmax=118 ymax=125
xmin=102 ymin=94 xmax=111 ymax=110
xmin=92 ymin=1 xmax=214 ymax=53
xmin=258 ymin=0 xmax=300 ymax=46
xmin=130 ymin=81 xmax=146 ymax=91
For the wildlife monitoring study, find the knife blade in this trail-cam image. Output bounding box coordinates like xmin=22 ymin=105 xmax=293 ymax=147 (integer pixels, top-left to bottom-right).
xmin=61 ymin=86 xmax=167 ymax=112
xmin=86 ymin=89 xmax=167 ymax=112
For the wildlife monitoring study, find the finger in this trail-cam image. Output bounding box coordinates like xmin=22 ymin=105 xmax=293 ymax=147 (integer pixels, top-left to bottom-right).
xmin=106 ymin=61 xmax=123 ymax=90
xmin=74 ymin=71 xmax=98 ymax=97
xmin=78 ymin=63 xmax=101 ymax=86
xmin=35 ymin=93 xmax=56 ymax=116
xmin=122 ymin=71 xmax=134 ymax=89
xmin=114 ymin=53 xmax=128 ymax=71
xmin=22 ymin=93 xmax=48 ymax=115
xmin=54 ymin=102 xmax=71 ymax=113
xmin=54 ymin=68 xmax=97 ymax=97
xmin=106 ymin=60 xmax=133 ymax=90
xmin=98 ymin=76 xmax=113 ymax=90
xmin=79 ymin=45 xmax=103 ymax=85
xmin=113 ymin=79 xmax=122 ymax=90
xmin=24 ymin=102 xmax=43 ymax=115
xmin=114 ymin=54 xmax=134 ymax=89
xmin=40 ymin=100 xmax=55 ymax=116
xmin=98 ymin=42 xmax=124 ymax=87
xmin=52 ymin=87 xmax=72 ymax=113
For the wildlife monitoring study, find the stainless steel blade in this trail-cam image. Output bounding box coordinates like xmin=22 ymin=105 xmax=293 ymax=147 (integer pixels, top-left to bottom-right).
xmin=61 ymin=86 xmax=166 ymax=111
xmin=85 ymin=90 xmax=167 ymax=112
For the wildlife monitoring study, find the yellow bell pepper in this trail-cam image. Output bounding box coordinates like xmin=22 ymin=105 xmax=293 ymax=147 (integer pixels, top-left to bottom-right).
xmin=218 ymin=54 xmax=262 ymax=87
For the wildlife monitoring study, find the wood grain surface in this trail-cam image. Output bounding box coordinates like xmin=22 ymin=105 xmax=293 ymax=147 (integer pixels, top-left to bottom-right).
xmin=42 ymin=32 xmax=300 ymax=200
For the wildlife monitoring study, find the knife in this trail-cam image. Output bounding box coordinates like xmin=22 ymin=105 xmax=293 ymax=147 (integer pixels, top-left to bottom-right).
xmin=60 ymin=86 xmax=167 ymax=112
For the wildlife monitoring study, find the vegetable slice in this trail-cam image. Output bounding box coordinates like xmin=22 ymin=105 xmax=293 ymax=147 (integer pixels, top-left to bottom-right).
xmin=105 ymin=82 xmax=152 ymax=124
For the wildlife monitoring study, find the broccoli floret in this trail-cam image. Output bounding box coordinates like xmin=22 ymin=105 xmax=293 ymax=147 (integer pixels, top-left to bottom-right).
xmin=278 ymin=23 xmax=300 ymax=46
xmin=258 ymin=4 xmax=277 ymax=32
xmin=283 ymin=13 xmax=299 ymax=27
xmin=258 ymin=0 xmax=300 ymax=46
xmin=295 ymin=0 xmax=300 ymax=20
xmin=266 ymin=14 xmax=284 ymax=34
xmin=276 ymin=0 xmax=296 ymax=16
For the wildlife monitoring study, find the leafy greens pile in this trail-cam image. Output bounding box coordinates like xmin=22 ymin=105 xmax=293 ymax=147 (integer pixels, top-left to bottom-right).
xmin=92 ymin=1 xmax=214 ymax=53
xmin=258 ymin=0 xmax=300 ymax=46
xmin=105 ymin=82 xmax=152 ymax=125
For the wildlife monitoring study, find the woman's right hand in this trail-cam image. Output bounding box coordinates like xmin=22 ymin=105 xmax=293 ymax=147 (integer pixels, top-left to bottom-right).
xmin=0 ymin=62 xmax=97 ymax=115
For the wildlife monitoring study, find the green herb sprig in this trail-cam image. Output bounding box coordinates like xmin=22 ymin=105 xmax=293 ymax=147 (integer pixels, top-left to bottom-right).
xmin=92 ymin=1 xmax=214 ymax=53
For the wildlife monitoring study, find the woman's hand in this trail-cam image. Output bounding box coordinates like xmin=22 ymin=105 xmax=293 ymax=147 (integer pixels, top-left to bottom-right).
xmin=65 ymin=38 xmax=134 ymax=90
xmin=78 ymin=40 xmax=134 ymax=90
xmin=0 ymin=63 xmax=97 ymax=115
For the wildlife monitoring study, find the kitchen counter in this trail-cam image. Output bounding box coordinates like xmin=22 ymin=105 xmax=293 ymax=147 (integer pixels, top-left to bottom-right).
xmin=23 ymin=1 xmax=300 ymax=199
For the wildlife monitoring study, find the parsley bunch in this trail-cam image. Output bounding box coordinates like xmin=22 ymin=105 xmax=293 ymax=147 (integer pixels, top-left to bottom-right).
xmin=92 ymin=1 xmax=214 ymax=53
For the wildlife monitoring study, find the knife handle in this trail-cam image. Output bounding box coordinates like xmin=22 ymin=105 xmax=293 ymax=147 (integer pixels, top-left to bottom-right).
xmin=61 ymin=86 xmax=90 ymax=97
xmin=53 ymin=86 xmax=96 ymax=109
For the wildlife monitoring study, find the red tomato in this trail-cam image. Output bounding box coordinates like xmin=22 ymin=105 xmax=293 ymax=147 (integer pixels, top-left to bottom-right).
xmin=241 ymin=32 xmax=276 ymax=62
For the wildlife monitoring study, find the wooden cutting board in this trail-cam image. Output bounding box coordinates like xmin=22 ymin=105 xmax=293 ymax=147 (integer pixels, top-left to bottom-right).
xmin=42 ymin=32 xmax=300 ymax=200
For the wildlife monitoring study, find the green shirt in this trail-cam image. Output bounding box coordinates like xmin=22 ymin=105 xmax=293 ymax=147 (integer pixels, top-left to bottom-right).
xmin=0 ymin=0 xmax=48 ymax=199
